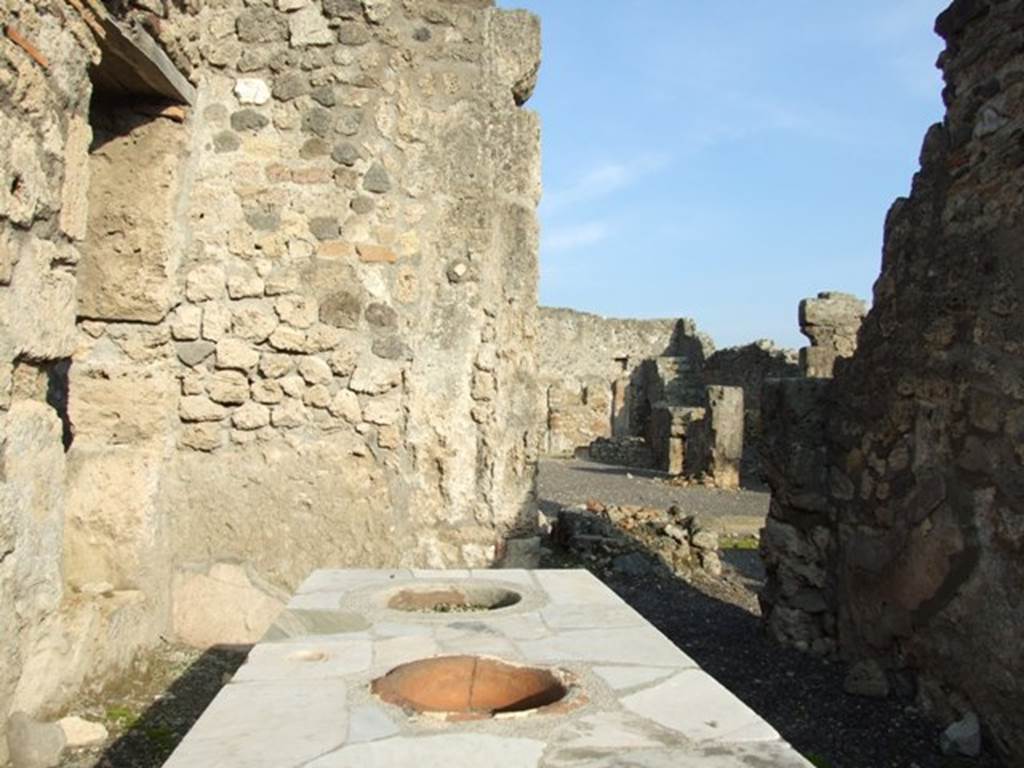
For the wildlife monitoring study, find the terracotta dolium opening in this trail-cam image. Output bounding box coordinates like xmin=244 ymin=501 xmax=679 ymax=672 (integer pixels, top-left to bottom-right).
xmin=387 ymin=586 xmax=521 ymax=613
xmin=372 ymin=656 xmax=568 ymax=716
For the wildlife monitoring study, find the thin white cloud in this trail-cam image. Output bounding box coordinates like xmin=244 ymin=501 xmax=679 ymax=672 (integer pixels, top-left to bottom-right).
xmin=542 ymin=154 xmax=670 ymax=214
xmin=545 ymin=221 xmax=611 ymax=253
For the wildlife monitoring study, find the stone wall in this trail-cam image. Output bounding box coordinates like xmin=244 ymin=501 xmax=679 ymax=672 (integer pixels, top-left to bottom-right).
xmin=147 ymin=0 xmax=543 ymax=598
xmin=537 ymin=307 xmax=706 ymax=454
xmin=702 ymin=340 xmax=798 ymax=478
xmin=1 ymin=0 xmax=541 ymax=757
xmin=760 ymin=1 xmax=1024 ymax=761
xmin=702 ymin=340 xmax=798 ymax=414
xmin=0 ymin=5 xmax=175 ymax=763
xmin=797 ymin=292 xmax=866 ymax=378
xmin=537 ymin=307 xmax=797 ymax=487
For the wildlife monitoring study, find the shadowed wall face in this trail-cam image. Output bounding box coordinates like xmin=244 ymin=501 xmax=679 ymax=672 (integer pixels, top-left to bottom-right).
xmin=761 ymin=1 xmax=1024 ymax=761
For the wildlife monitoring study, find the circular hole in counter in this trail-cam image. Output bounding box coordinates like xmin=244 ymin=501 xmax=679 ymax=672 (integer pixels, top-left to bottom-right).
xmin=386 ymin=585 xmax=521 ymax=613
xmin=371 ymin=656 xmax=569 ymax=717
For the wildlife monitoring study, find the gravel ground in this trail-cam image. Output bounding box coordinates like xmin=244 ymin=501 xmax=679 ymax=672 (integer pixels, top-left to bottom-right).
xmin=538 ymin=551 xmax=1007 ymax=768
xmin=57 ymin=644 xmax=247 ymax=768
xmin=55 ymin=459 xmax=1004 ymax=768
xmin=538 ymin=457 xmax=769 ymax=527
xmin=540 ymin=458 xmax=1007 ymax=768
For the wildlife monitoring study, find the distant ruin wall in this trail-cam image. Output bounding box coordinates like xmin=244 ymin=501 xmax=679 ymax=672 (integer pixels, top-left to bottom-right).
xmin=0 ymin=0 xmax=541 ymax=757
xmin=537 ymin=307 xmax=707 ymax=455
xmin=537 ymin=307 xmax=797 ymax=481
xmin=760 ymin=1 xmax=1024 ymax=761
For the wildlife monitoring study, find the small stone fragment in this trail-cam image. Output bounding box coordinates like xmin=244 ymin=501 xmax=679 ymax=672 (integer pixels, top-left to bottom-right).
xmin=350 ymin=196 xmax=375 ymax=215
xmin=447 ymin=260 xmax=471 ymax=284
xmin=331 ymin=142 xmax=360 ymax=166
xmin=364 ymin=302 xmax=397 ymax=328
xmin=230 ymin=109 xmax=270 ymax=132
xmin=276 ymin=295 xmax=319 ymax=329
xmin=272 ymin=71 xmax=311 ymax=102
xmin=302 ymin=107 xmax=333 ymax=137
xmin=691 ymin=529 xmax=719 ymax=550
xmin=185 ymin=265 xmax=226 ymax=302
xmin=289 ymin=5 xmax=334 ymax=46
xmin=234 ymin=78 xmax=271 ymax=105
xmin=181 ymin=372 xmax=204 ymax=396
xmin=337 ymin=21 xmax=370 ymax=45
xmin=171 ymin=305 xmax=202 ymax=341
xmin=264 ymin=269 xmax=299 ymax=296
xmin=207 ymin=371 xmax=250 ymax=405
xmin=371 ymin=336 xmax=411 ymax=361
xmin=260 ymin=353 xmax=294 ymax=379
xmin=180 ymin=396 xmax=227 ymax=423
xmin=320 ymin=291 xmax=363 ymax=329
xmin=349 ymin=358 xmax=402 ymax=394
xmin=236 ymin=7 xmax=287 ymax=43
xmin=323 ymin=0 xmax=361 ymax=17
xmin=180 ymin=423 xmax=223 ymax=451
xmin=252 ymin=379 xmax=284 ymax=404
xmin=306 ymin=324 xmax=345 ymax=351
xmin=363 ymin=391 xmax=401 ymax=425
xmin=304 ymin=384 xmax=332 ymax=409
xmin=328 ymin=389 xmax=362 ymax=421
xmin=215 ymin=339 xmax=260 ymax=371
xmin=176 ymin=341 xmax=216 ymax=367
xmin=377 ymin=425 xmax=401 ymax=449
xmin=57 ymin=717 xmax=108 ymax=748
xmin=232 ymin=304 xmax=278 ymax=343
xmin=362 ymin=162 xmax=391 ymax=193
xmin=233 ymin=402 xmax=271 ymax=430
xmin=298 ymin=356 xmax=333 ymax=385
xmin=272 ymin=399 xmax=307 ymax=428
xmin=300 ymin=138 xmax=331 ymax=159
xmin=335 ymin=108 xmax=363 ymax=136
xmin=213 ymin=131 xmax=241 ymax=153
xmin=269 ymin=326 xmax=309 ymax=353
xmin=328 ymin=347 xmax=359 ymax=376
xmin=362 ymin=0 xmax=392 ymax=23
xmin=244 ymin=206 xmax=281 ymax=232
xmin=356 ymin=244 xmax=397 ymax=264
xmin=310 ymin=85 xmax=336 ymax=107
xmin=227 ymin=272 xmax=264 ymax=299
xmin=940 ymin=712 xmax=982 ymax=757
xmin=202 ymin=303 xmax=232 ymax=341
xmin=309 ymin=217 xmax=340 ymax=241
xmin=699 ymin=550 xmax=723 ymax=577
xmin=843 ymin=659 xmax=890 ymax=699
xmin=280 ymin=375 xmax=306 ymax=398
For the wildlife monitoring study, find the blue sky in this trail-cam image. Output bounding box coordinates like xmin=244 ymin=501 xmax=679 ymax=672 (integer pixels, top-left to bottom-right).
xmin=496 ymin=0 xmax=950 ymax=348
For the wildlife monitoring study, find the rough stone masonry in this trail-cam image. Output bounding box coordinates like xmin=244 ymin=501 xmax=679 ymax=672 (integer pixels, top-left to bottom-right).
xmin=760 ymin=1 xmax=1024 ymax=763
xmin=0 ymin=0 xmax=541 ymax=760
xmin=537 ymin=306 xmax=798 ymax=485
